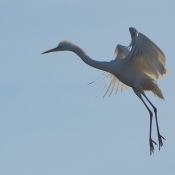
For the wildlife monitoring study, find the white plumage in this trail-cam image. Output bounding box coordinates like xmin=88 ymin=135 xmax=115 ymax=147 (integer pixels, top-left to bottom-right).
xmin=127 ymin=28 xmax=167 ymax=79
xmin=42 ymin=27 xmax=167 ymax=155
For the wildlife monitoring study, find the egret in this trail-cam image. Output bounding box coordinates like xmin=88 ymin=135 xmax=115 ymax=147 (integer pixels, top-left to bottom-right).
xmin=42 ymin=27 xmax=167 ymax=155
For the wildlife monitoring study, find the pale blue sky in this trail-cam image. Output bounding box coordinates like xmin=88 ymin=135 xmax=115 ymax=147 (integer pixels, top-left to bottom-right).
xmin=1 ymin=0 xmax=175 ymax=175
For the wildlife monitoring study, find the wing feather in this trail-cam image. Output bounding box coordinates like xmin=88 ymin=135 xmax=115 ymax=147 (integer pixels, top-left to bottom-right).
xmin=114 ymin=44 xmax=130 ymax=58
xmin=127 ymin=31 xmax=167 ymax=79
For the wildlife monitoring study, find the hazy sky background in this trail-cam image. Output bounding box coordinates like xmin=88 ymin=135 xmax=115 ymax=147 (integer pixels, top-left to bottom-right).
xmin=1 ymin=0 xmax=175 ymax=175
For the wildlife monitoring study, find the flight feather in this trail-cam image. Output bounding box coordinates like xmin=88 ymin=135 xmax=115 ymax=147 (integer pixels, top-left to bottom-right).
xmin=127 ymin=30 xmax=167 ymax=79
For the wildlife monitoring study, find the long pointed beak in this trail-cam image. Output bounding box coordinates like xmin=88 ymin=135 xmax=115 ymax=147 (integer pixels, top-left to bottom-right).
xmin=42 ymin=47 xmax=58 ymax=54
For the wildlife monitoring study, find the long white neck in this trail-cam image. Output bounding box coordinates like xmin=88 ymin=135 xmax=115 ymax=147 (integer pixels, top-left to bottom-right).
xmin=69 ymin=43 xmax=113 ymax=73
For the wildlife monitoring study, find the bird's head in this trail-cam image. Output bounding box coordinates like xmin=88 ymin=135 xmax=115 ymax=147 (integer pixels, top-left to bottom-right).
xmin=42 ymin=40 xmax=73 ymax=54
xmin=129 ymin=27 xmax=139 ymax=39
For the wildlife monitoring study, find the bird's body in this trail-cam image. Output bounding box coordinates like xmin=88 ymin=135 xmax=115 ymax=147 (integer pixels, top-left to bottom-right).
xmin=65 ymin=41 xmax=164 ymax=99
xmin=112 ymin=59 xmax=164 ymax=99
xmin=42 ymin=27 xmax=167 ymax=155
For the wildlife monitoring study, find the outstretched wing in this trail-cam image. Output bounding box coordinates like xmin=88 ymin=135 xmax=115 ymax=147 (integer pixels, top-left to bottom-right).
xmin=126 ymin=29 xmax=167 ymax=79
xmin=89 ymin=45 xmax=128 ymax=97
xmin=114 ymin=44 xmax=130 ymax=58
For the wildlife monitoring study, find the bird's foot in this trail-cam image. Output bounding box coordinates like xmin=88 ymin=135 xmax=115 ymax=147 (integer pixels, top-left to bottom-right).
xmin=158 ymin=134 xmax=166 ymax=150
xmin=149 ymin=138 xmax=157 ymax=155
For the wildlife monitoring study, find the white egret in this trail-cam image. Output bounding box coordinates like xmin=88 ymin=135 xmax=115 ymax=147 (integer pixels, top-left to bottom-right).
xmin=42 ymin=27 xmax=167 ymax=155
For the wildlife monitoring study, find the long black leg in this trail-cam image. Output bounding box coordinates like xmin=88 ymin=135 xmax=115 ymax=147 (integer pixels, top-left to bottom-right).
xmin=133 ymin=89 xmax=157 ymax=155
xmin=142 ymin=94 xmax=165 ymax=150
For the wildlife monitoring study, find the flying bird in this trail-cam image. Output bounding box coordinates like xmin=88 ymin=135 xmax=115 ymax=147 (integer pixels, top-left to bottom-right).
xmin=42 ymin=27 xmax=167 ymax=155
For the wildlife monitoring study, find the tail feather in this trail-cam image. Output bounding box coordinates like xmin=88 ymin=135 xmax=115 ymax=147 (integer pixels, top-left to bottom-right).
xmin=142 ymin=77 xmax=164 ymax=99
xmin=150 ymin=80 xmax=164 ymax=99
